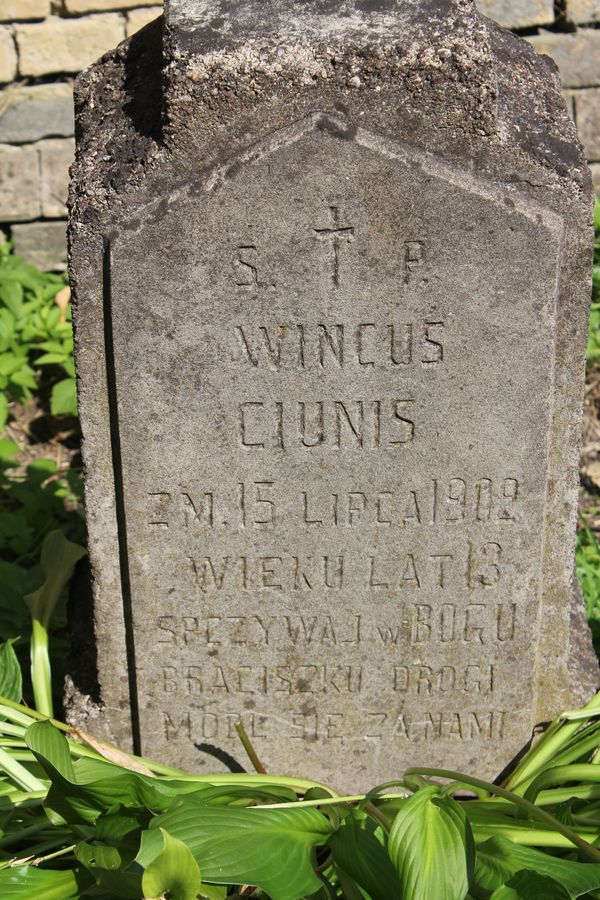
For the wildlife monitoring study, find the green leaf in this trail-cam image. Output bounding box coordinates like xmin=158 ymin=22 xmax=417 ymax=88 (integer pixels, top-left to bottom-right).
xmin=0 ymin=393 xmax=8 ymax=431
xmin=0 ymin=439 xmax=19 ymax=462
xmin=490 ymin=870 xmax=571 ymax=899
xmin=75 ymin=839 xmax=123 ymax=871
xmin=141 ymin=828 xmax=202 ymax=900
xmin=0 ymin=638 xmax=22 ymax=703
xmin=474 ymin=837 xmax=600 ymax=897
xmin=152 ymin=798 xmax=334 ymax=900
xmin=35 ymin=353 xmax=69 ymax=366
xmin=0 ymin=282 xmax=23 ymax=318
xmin=25 ymin=734 xmax=215 ymax=825
xmin=328 ymin=810 xmax=402 ymax=900
xmin=388 ymin=786 xmax=474 ymax=900
xmin=24 ymin=530 xmax=87 ymax=629
xmin=199 ymin=886 xmax=227 ymax=900
xmin=25 ymin=719 xmax=76 ymax=782
xmin=0 ymin=865 xmax=83 ymax=898
xmin=50 ymin=377 xmax=77 ymax=416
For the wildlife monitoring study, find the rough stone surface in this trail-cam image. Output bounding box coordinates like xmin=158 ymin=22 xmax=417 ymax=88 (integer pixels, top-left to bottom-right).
xmin=0 ymin=0 xmax=50 ymax=21
xmin=126 ymin=5 xmax=161 ymax=36
xmin=0 ymin=26 xmax=16 ymax=83
xmin=15 ymin=14 xmax=125 ymax=77
xmin=575 ymin=88 xmax=600 ymax=161
xmin=11 ymin=220 xmax=67 ymax=270
xmin=39 ymin=138 xmax=74 ymax=218
xmin=476 ymin=0 xmax=553 ymax=29
xmin=0 ymin=144 xmax=40 ymax=221
xmin=567 ymin=0 xmax=600 ymax=24
xmin=0 ymin=83 xmax=74 ymax=144
xmin=527 ymin=30 xmax=600 ymax=89
xmin=69 ymin=0 xmax=597 ymax=790
xmin=65 ymin=0 xmax=159 ymax=11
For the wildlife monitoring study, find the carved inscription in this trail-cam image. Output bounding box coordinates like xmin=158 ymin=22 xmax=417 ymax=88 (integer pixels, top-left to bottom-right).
xmin=162 ymin=709 xmax=506 ymax=744
xmin=157 ymin=605 xmax=517 ymax=648
xmin=147 ymin=477 xmax=520 ymax=530
xmin=108 ymin=126 xmax=562 ymax=779
xmin=235 ymin=322 xmax=444 ymax=370
xmin=313 ymin=205 xmax=354 ymax=286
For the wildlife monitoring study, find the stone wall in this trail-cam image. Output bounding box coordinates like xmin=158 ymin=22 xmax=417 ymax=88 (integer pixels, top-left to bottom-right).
xmin=0 ymin=0 xmax=598 ymax=271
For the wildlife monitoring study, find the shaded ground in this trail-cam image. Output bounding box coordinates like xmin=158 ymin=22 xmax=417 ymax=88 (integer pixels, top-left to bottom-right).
xmin=4 ymin=396 xmax=80 ymax=477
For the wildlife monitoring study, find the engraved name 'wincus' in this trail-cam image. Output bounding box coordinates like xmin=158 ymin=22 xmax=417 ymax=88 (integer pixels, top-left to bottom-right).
xmin=235 ymin=321 xmax=444 ymax=371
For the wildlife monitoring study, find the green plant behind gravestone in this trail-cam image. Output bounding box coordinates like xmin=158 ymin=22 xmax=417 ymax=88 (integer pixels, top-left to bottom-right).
xmin=0 ymin=243 xmax=76 ymax=422
xmin=577 ymin=516 xmax=600 ymax=656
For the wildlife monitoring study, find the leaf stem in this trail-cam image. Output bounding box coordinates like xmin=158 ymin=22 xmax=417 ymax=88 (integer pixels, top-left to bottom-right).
xmin=234 ymin=720 xmax=267 ymax=774
xmin=30 ymin=618 xmax=53 ymax=718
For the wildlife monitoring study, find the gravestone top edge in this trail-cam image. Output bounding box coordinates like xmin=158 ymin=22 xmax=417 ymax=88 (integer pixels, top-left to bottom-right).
xmin=165 ymin=0 xmax=468 ymax=43
xmin=103 ymin=111 xmax=566 ymax=240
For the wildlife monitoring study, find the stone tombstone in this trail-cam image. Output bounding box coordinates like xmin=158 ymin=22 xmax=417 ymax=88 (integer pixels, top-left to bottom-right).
xmin=69 ymin=0 xmax=596 ymax=790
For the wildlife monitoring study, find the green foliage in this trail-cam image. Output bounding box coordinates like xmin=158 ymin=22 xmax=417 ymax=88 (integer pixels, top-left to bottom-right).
xmin=0 ymin=638 xmax=21 ymax=704
xmin=0 ymin=687 xmax=598 ymax=898
xmin=0 ymin=243 xmax=85 ymax=700
xmin=577 ymin=516 xmax=600 ymax=653
xmin=388 ymin=786 xmax=474 ymax=900
xmin=0 ymin=244 xmax=75 ymax=416
xmin=24 ymin=530 xmax=86 ymax=717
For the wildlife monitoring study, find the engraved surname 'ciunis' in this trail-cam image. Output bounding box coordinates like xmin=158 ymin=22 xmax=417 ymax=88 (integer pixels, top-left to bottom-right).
xmin=313 ymin=205 xmax=354 ymax=286
xmin=234 ymin=322 xmax=444 ymax=370
xmin=238 ymin=398 xmax=415 ymax=450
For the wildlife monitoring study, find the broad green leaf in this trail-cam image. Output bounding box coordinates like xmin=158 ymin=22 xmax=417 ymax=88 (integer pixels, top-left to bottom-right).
xmin=50 ymin=377 xmax=77 ymax=416
xmin=189 ymin=783 xmax=297 ymax=806
xmin=75 ymin=816 xmax=142 ymax=900
xmin=329 ymin=810 xmax=402 ymax=900
xmin=0 ymin=439 xmax=19 ymax=461
xmin=75 ymin=839 xmax=123 ymax=871
xmin=0 ymin=282 xmax=23 ymax=317
xmin=474 ymin=837 xmax=600 ymax=896
xmin=388 ymin=786 xmax=474 ymax=900
xmin=490 ymin=869 xmax=571 ymax=899
xmin=95 ymin=810 xmax=142 ymax=848
xmin=199 ymin=886 xmax=227 ymax=900
xmin=141 ymin=828 xmax=202 ymax=900
xmin=152 ymin=797 xmax=334 ymax=900
xmin=26 ymin=728 xmax=215 ymax=825
xmin=0 ymin=865 xmax=84 ymax=898
xmin=24 ymin=530 xmax=87 ymax=628
xmin=25 ymin=720 xmax=76 ymax=782
xmin=0 ymin=638 xmax=22 ymax=703
xmin=35 ymin=353 xmax=69 ymax=366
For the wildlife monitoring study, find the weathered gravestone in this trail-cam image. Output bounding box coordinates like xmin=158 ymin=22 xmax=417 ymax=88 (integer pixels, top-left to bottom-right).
xmin=68 ymin=0 xmax=597 ymax=790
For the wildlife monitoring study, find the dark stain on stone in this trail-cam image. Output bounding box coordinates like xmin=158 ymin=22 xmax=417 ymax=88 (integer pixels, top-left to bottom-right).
xmin=317 ymin=114 xmax=358 ymax=140
xmin=226 ymin=160 xmax=243 ymax=179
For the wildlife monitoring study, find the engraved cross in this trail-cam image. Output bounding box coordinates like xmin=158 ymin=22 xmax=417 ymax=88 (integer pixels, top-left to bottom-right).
xmin=314 ymin=205 xmax=354 ymax=287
